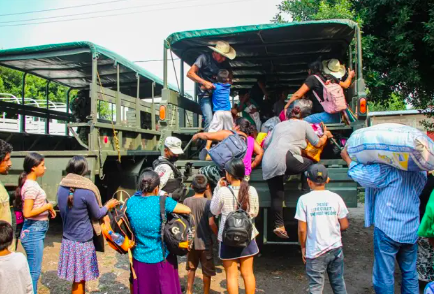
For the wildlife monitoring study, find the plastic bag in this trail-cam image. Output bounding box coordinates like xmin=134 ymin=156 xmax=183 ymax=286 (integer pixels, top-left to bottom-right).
xmin=261 ymin=116 xmax=281 ymax=133
xmin=347 ymin=123 xmax=434 ymax=171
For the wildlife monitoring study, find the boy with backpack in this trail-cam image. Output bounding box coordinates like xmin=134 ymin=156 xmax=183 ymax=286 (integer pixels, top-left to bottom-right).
xmin=0 ymin=221 xmax=33 ymax=294
xmin=294 ymin=164 xmax=349 ymax=294
xmin=183 ymin=175 xmax=218 ymax=294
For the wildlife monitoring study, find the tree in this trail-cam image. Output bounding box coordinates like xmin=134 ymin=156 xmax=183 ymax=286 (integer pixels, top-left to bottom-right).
xmin=368 ymin=94 xmax=407 ymax=112
xmin=274 ymin=0 xmax=434 ymax=130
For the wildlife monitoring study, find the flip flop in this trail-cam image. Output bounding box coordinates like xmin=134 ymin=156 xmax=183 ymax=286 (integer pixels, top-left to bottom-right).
xmin=273 ymin=227 xmax=290 ymax=239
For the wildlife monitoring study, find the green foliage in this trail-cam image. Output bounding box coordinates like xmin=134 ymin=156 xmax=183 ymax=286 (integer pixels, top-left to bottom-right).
xmin=0 ymin=66 xmax=70 ymax=104
xmin=274 ymin=0 xmax=434 ymax=130
xmin=368 ymin=94 xmax=407 ymax=112
xmin=274 ymin=0 xmax=356 ymax=23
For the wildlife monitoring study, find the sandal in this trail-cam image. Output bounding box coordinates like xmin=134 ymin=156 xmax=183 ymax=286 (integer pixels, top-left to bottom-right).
xmin=273 ymin=227 xmax=290 ymax=239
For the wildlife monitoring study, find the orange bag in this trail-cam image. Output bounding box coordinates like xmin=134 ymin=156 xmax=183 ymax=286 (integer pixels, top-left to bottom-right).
xmin=302 ymin=141 xmax=325 ymax=162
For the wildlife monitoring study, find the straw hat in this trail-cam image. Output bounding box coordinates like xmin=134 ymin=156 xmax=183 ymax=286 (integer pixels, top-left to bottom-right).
xmin=322 ymin=59 xmax=346 ymax=79
xmin=208 ymin=41 xmax=236 ymax=60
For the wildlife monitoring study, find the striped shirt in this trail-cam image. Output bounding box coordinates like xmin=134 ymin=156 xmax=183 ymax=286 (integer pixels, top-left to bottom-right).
xmin=210 ymin=184 xmax=260 ymax=242
xmin=348 ymin=162 xmax=427 ymax=244
xmin=21 ymin=180 xmax=48 ymax=221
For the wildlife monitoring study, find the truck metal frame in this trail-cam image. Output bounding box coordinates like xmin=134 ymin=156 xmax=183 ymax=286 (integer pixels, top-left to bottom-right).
xmin=0 ymin=42 xmax=202 ymax=202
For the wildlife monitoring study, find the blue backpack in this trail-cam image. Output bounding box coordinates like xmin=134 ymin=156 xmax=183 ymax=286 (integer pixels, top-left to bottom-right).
xmin=207 ymin=130 xmax=247 ymax=169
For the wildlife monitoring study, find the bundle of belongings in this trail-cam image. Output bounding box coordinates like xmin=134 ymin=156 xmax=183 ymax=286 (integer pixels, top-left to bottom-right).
xmin=347 ymin=123 xmax=434 ymax=171
xmin=302 ymin=123 xmax=325 ymax=162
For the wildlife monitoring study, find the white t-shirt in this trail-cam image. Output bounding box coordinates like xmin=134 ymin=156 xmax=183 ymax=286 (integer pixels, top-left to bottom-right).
xmin=0 ymin=252 xmax=33 ymax=294
xmin=294 ymin=190 xmax=349 ymax=259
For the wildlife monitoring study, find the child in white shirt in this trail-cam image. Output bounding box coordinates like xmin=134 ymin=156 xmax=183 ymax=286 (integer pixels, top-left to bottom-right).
xmin=0 ymin=220 xmax=33 ymax=294
xmin=294 ymin=164 xmax=349 ymax=294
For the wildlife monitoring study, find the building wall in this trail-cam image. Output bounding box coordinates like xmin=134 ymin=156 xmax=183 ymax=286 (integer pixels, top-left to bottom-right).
xmin=369 ymin=114 xmax=430 ymax=132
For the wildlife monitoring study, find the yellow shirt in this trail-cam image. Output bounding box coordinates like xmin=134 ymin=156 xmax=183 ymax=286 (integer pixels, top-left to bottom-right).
xmin=0 ymin=181 xmax=12 ymax=225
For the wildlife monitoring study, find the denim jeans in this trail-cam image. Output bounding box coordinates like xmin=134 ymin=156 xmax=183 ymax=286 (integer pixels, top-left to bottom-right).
xmin=373 ymin=227 xmax=418 ymax=294
xmin=20 ymin=219 xmax=49 ymax=293
xmin=304 ymin=112 xmax=341 ymax=124
xmin=305 ymin=247 xmax=347 ymax=294
xmin=199 ymin=97 xmax=213 ymax=131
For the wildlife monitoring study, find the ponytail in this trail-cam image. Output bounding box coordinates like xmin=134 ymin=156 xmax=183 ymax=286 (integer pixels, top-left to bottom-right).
xmin=14 ymin=172 xmax=27 ymax=211
xmin=238 ymin=179 xmax=250 ymax=211
xmin=14 ymin=152 xmax=44 ymax=211
xmin=224 ymin=158 xmax=250 ymax=211
xmin=68 ymin=188 xmax=75 ymax=209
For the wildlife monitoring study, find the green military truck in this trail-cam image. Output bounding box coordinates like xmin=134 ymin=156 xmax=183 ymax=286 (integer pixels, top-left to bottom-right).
xmin=0 ymin=19 xmax=367 ymax=244
xmin=160 ymin=19 xmax=368 ymax=244
xmin=0 ymin=41 xmax=200 ymax=203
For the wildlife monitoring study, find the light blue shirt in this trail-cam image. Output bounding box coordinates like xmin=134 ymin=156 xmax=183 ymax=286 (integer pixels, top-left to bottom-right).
xmin=348 ymin=162 xmax=427 ymax=244
xmin=126 ymin=193 xmax=177 ymax=263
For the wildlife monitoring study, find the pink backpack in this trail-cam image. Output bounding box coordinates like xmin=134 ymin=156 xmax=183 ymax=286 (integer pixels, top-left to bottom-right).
xmin=312 ymin=75 xmax=347 ymax=114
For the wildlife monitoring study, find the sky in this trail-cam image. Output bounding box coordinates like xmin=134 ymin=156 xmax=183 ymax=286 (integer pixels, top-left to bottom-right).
xmin=0 ymin=0 xmax=285 ymax=96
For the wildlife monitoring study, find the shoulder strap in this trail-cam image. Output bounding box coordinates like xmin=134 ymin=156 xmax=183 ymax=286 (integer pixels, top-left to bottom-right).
xmin=155 ymin=158 xmax=183 ymax=179
xmin=230 ymin=129 xmax=247 ymax=141
xmin=313 ymin=75 xmax=327 ymax=87
xmin=227 ymin=187 xmax=242 ymax=211
xmin=311 ymin=75 xmax=328 ymax=103
xmin=160 ymin=196 xmax=167 ymax=261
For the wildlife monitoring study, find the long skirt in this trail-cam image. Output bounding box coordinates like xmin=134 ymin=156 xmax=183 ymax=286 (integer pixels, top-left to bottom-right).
xmin=57 ymin=238 xmax=99 ymax=282
xmin=132 ymin=254 xmax=182 ymax=294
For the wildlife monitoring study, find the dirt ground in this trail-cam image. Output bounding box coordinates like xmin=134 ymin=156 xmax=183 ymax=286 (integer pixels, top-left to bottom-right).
xmin=19 ymin=204 xmax=427 ymax=294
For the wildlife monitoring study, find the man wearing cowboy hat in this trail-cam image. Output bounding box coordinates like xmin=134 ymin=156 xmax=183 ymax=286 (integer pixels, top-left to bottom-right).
xmin=187 ymin=41 xmax=235 ymax=131
xmin=322 ymin=59 xmax=355 ymax=89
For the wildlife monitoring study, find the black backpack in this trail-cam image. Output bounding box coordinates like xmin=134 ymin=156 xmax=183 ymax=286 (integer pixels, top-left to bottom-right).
xmin=222 ymin=187 xmax=253 ymax=248
xmin=159 ymin=196 xmax=195 ymax=257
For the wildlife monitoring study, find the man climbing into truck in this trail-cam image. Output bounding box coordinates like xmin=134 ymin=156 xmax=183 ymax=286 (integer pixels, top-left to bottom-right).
xmin=186 ymin=41 xmax=235 ymax=131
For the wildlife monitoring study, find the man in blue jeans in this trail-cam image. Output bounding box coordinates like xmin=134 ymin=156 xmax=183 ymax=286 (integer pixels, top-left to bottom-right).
xmin=295 ymin=164 xmax=349 ymax=294
xmin=341 ymin=147 xmax=427 ymax=294
xmin=187 ymin=41 xmax=235 ymax=131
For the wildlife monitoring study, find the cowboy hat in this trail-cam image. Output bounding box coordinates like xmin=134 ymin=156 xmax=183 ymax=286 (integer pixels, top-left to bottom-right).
xmin=208 ymin=41 xmax=236 ymax=60
xmin=322 ymin=59 xmax=346 ymax=79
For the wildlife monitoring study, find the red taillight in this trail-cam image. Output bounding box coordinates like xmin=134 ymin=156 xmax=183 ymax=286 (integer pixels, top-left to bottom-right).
xmin=159 ymin=105 xmax=166 ymax=120
xmin=359 ymin=98 xmax=367 ymax=114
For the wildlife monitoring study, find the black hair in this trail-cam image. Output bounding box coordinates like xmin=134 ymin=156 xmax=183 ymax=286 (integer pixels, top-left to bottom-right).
xmin=217 ymin=69 xmax=230 ymax=84
xmin=138 ymin=170 xmax=160 ymax=194
xmin=66 ymin=156 xmax=88 ymax=176
xmin=191 ymin=174 xmax=208 ymax=194
xmin=235 ymin=117 xmax=256 ymax=137
xmin=224 ymin=159 xmax=250 ymax=211
xmin=0 ymin=139 xmax=12 ymax=162
xmin=65 ymin=156 xmax=89 ymax=208
xmin=308 ymin=60 xmax=323 ymax=75
xmin=14 ymin=152 xmax=44 ymax=211
xmin=0 ymin=220 xmax=13 ymax=251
